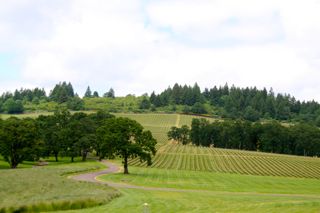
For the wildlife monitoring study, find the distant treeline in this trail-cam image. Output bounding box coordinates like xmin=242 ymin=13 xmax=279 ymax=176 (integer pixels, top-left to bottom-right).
xmin=1 ymin=82 xmax=320 ymax=126
xmin=169 ymin=118 xmax=320 ymax=157
xmin=0 ymin=82 xmax=117 ymax=113
xmin=150 ymin=83 xmax=320 ymax=125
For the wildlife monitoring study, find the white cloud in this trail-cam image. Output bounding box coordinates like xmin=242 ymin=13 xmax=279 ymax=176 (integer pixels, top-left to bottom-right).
xmin=1 ymin=0 xmax=320 ymax=101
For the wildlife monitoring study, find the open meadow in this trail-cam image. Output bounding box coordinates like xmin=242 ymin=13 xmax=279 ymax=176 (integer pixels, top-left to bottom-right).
xmin=0 ymin=158 xmax=119 ymax=212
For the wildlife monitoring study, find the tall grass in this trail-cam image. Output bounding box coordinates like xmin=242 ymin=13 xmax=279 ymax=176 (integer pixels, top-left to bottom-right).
xmin=0 ymin=161 xmax=120 ymax=212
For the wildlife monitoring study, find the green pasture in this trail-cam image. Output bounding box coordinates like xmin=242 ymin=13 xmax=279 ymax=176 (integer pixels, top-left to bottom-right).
xmin=0 ymin=160 xmax=119 ymax=212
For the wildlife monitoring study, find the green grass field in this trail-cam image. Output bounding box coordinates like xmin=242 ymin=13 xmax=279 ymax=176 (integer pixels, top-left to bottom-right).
xmin=56 ymin=187 xmax=320 ymax=213
xmin=60 ymin=161 xmax=320 ymax=213
xmin=0 ymin=160 xmax=119 ymax=212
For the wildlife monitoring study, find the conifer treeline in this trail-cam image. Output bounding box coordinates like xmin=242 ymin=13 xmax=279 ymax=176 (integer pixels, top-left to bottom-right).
xmin=1 ymin=82 xmax=320 ymax=125
xmin=150 ymin=83 xmax=320 ymax=124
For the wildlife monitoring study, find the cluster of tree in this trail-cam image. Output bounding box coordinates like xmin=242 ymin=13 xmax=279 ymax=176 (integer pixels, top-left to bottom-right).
xmin=167 ymin=125 xmax=190 ymax=145
xmin=49 ymin=82 xmax=74 ymax=102
xmin=0 ymin=88 xmax=46 ymax=113
xmin=150 ymin=83 xmax=320 ymax=125
xmin=1 ymin=88 xmax=46 ymax=102
xmin=203 ymin=84 xmax=320 ymax=123
xmin=49 ymin=81 xmax=77 ymax=103
xmin=84 ymin=86 xmax=99 ymax=98
xmin=0 ymin=98 xmax=24 ymax=114
xmin=0 ymin=110 xmax=157 ymax=173
xmin=84 ymin=86 xmax=115 ymax=98
xmin=150 ymin=83 xmax=203 ymax=107
xmin=185 ymin=118 xmax=320 ymax=157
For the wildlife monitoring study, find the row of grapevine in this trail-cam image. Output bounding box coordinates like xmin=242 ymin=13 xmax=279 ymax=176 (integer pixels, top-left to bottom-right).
xmin=130 ymin=143 xmax=320 ymax=179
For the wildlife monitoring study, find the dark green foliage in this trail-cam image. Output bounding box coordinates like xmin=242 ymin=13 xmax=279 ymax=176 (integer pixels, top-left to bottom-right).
xmin=36 ymin=109 xmax=114 ymax=162
xmin=150 ymin=83 xmax=320 ymax=123
xmin=103 ymin=88 xmax=115 ymax=98
xmin=187 ymin=118 xmax=320 ymax=157
xmin=8 ymin=88 xmax=46 ymax=102
xmin=84 ymin=86 xmax=92 ymax=98
xmin=150 ymin=83 xmax=204 ymax=107
xmin=0 ymin=117 xmax=40 ymax=168
xmin=167 ymin=125 xmax=190 ymax=145
xmin=139 ymin=97 xmax=151 ymax=109
xmin=243 ymin=106 xmax=260 ymax=122
xmin=66 ymin=96 xmax=84 ymax=110
xmin=49 ymin=82 xmax=74 ymax=103
xmin=191 ymin=102 xmax=207 ymax=114
xmin=3 ymin=98 xmax=24 ymax=114
xmin=97 ymin=117 xmax=157 ymax=174
xmin=93 ymin=91 xmax=99 ymax=97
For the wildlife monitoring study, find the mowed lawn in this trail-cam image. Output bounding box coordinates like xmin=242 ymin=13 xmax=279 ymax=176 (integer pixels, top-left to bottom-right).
xmin=56 ymin=188 xmax=320 ymax=213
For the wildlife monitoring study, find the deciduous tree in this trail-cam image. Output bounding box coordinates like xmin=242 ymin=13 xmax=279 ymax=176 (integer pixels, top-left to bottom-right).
xmin=97 ymin=117 xmax=157 ymax=174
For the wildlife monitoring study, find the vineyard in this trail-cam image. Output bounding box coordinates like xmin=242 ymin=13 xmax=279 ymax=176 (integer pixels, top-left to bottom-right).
xmin=129 ymin=144 xmax=320 ymax=178
xmin=115 ymin=113 xmax=320 ymax=179
xmin=115 ymin=113 xmax=216 ymax=145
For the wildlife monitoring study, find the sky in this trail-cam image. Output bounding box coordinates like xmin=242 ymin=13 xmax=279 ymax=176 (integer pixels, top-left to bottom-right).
xmin=0 ymin=0 xmax=320 ymax=101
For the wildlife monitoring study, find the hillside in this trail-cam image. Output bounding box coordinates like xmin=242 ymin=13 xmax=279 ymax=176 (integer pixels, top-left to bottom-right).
xmin=112 ymin=113 xmax=320 ymax=179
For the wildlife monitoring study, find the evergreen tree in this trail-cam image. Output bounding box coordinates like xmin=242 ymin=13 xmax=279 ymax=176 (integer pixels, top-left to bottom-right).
xmin=84 ymin=86 xmax=92 ymax=98
xmin=93 ymin=91 xmax=99 ymax=97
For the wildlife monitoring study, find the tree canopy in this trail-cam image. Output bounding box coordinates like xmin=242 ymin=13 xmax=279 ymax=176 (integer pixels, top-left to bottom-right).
xmin=185 ymin=118 xmax=320 ymax=157
xmin=0 ymin=117 xmax=40 ymax=168
xmin=97 ymin=117 xmax=157 ymax=174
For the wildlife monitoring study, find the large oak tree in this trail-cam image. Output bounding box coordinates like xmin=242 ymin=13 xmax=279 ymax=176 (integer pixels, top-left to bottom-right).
xmin=97 ymin=117 xmax=157 ymax=174
xmin=0 ymin=117 xmax=40 ymax=168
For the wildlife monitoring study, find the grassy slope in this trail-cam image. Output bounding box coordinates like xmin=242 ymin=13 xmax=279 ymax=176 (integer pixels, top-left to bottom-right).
xmin=0 ymin=160 xmax=119 ymax=212
xmin=129 ymin=143 xmax=320 ymax=178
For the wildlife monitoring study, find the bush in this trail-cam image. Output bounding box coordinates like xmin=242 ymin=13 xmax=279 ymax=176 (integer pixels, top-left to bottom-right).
xmin=3 ymin=98 xmax=24 ymax=114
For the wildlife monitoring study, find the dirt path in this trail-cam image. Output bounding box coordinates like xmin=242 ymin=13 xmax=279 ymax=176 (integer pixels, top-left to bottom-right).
xmin=72 ymin=161 xmax=120 ymax=183
xmin=71 ymin=161 xmax=320 ymax=199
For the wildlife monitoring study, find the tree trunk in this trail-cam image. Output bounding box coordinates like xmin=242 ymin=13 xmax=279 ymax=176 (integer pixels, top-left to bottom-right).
xmin=54 ymin=152 xmax=59 ymax=162
xmin=71 ymin=156 xmax=74 ymax=162
xmin=123 ymin=156 xmax=129 ymax=174
xmin=82 ymin=151 xmax=87 ymax=161
xmin=10 ymin=155 xmax=18 ymax=169
xmin=10 ymin=160 xmax=18 ymax=169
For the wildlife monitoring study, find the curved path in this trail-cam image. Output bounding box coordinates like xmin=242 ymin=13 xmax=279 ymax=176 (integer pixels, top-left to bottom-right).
xmin=71 ymin=161 xmax=320 ymax=199
xmin=72 ymin=161 xmax=120 ymax=183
